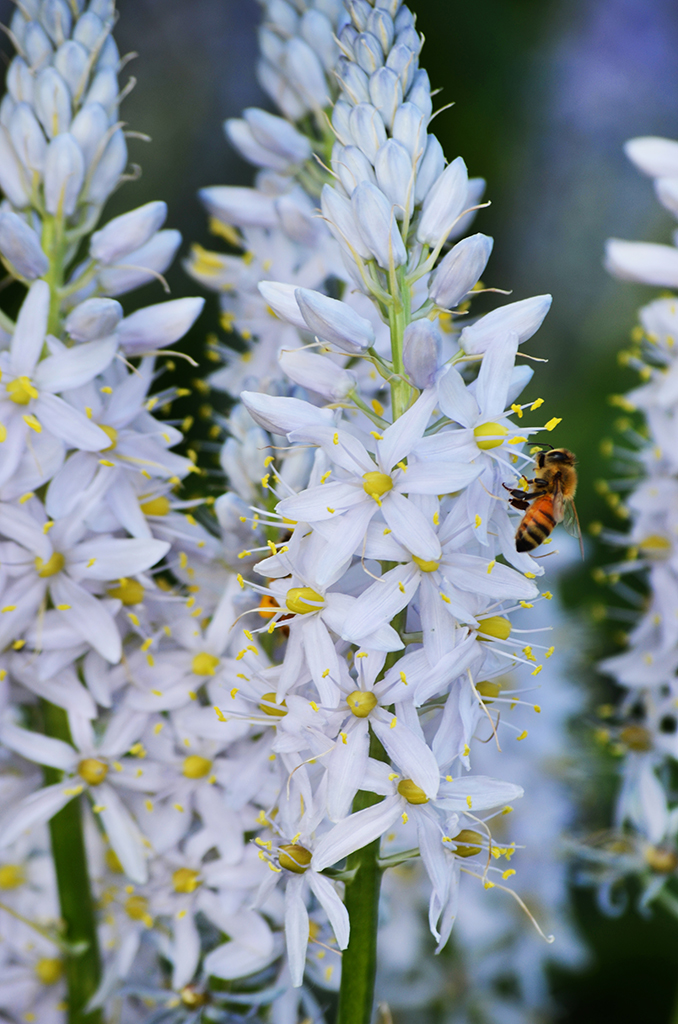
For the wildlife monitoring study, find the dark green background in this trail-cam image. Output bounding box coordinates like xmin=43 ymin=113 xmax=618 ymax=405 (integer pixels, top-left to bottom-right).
xmin=3 ymin=0 xmax=678 ymax=1019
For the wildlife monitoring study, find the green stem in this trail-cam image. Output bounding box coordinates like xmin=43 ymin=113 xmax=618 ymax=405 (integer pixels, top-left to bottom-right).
xmin=41 ymin=214 xmax=66 ymax=336
xmin=336 ymin=731 xmax=387 ymax=1024
xmin=42 ymin=701 xmax=102 ymax=1024
xmin=388 ymin=266 xmax=413 ymax=420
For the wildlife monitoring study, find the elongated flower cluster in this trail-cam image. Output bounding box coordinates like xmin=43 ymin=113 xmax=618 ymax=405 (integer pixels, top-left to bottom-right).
xmin=585 ymin=137 xmax=678 ymax=910
xmin=0 ymin=1 xmax=568 ymax=1020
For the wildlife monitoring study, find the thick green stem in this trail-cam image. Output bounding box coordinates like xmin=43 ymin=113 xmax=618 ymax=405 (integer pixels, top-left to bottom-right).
xmin=336 ymin=732 xmax=387 ymax=1024
xmin=388 ymin=266 xmax=413 ymax=420
xmin=42 ymin=701 xmax=102 ymax=1024
xmin=41 ymin=214 xmax=66 ymax=336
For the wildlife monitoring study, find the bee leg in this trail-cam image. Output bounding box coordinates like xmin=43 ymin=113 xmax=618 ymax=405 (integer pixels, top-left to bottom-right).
xmin=508 ymin=497 xmax=530 ymax=511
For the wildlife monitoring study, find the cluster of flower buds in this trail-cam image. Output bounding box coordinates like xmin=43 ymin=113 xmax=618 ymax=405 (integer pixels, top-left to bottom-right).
xmin=585 ymin=136 xmax=678 ymax=912
xmin=0 ymin=0 xmax=571 ymax=1020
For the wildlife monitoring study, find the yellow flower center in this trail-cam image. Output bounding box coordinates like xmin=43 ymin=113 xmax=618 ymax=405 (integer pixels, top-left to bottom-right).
xmin=34 ymin=551 xmax=65 ymax=578
xmin=477 ymin=616 xmax=511 ymax=641
xmin=450 ymin=829 xmax=483 ymax=858
xmin=107 ymin=578 xmax=144 ymax=605
xmin=172 ymin=867 xmax=201 ymax=893
xmin=105 ymin=848 xmax=123 ymax=873
xmin=412 ymin=556 xmax=439 ymax=573
xmin=191 ymin=652 xmax=220 ymax=676
xmin=78 ymin=758 xmax=108 ymax=785
xmin=476 ymin=680 xmax=502 ymax=702
xmin=182 ymin=755 xmax=212 ymax=779
xmin=620 ymin=725 xmax=652 ymax=752
xmin=125 ymin=894 xmax=150 ymax=921
xmin=397 ymin=778 xmax=429 ymax=804
xmin=180 ymin=986 xmax=208 ymax=1008
xmin=473 ymin=421 xmax=509 ymax=450
xmin=7 ymin=375 xmax=38 ymax=405
xmin=140 ymin=495 xmax=171 ymax=516
xmin=99 ymin=424 xmax=118 ymax=451
xmin=0 ymin=863 xmax=25 ymax=889
xmin=639 ymin=534 xmax=671 ymax=558
xmin=644 ymin=846 xmax=678 ymax=873
xmin=346 ymin=690 xmax=378 ymax=718
xmin=34 ymin=957 xmax=63 ymax=985
xmin=259 ymin=692 xmax=287 ymax=717
xmin=285 ymin=587 xmax=324 ymax=615
xmin=279 ymin=843 xmax=312 ymax=873
xmin=362 ymin=471 xmax=393 ymax=498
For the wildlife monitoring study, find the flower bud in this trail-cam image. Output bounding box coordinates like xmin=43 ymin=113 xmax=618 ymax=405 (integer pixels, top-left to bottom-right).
xmin=336 ymin=55 xmax=371 ymax=104
xmin=65 ymin=297 xmax=123 ymax=341
xmin=605 ymin=239 xmax=678 ymax=288
xmin=54 ymin=40 xmax=89 ymax=96
xmin=332 ymin=99 xmax=353 ymax=145
xmin=42 ymin=0 xmax=73 ymax=45
xmin=7 ymin=58 xmax=35 ymax=105
xmin=459 ymin=294 xmax=552 ymax=355
xmin=258 ymin=281 xmax=308 ymax=331
xmin=87 ymin=127 xmax=127 ymax=205
xmin=70 ymin=102 xmax=109 ymax=169
xmin=406 ymin=68 xmax=432 ymax=119
xmin=337 ymin=23 xmax=358 ymax=60
xmin=85 ymin=68 xmax=118 ymax=119
xmin=284 ymin=37 xmax=328 ymax=108
xmin=278 ymin=348 xmax=356 ymax=401
xmin=90 ymin=201 xmax=168 ymax=264
xmin=0 ymin=211 xmax=49 ymax=279
xmin=295 ymin=287 xmax=375 ymax=353
xmin=392 ymin=101 xmax=427 ymax=158
xmin=349 ymin=102 xmax=387 ymax=164
xmin=367 ymin=8 xmax=395 ymax=52
xmin=35 ymin=68 xmax=72 ymax=139
xmin=347 ymin=0 xmax=370 ymax=31
xmin=386 ymin=42 xmax=418 ymax=94
xmin=413 ymin=134 xmax=444 ymax=205
xmin=117 ymin=297 xmax=205 ymax=355
xmin=98 ymin=230 xmax=181 ymax=296
xmin=369 ymin=66 xmax=402 ymax=129
xmin=9 ymin=103 xmax=47 ymax=175
xmin=428 ymin=233 xmax=493 ymax=308
xmin=275 ymin=190 xmax=320 ymax=246
xmin=375 ymin=138 xmax=414 ymax=219
xmin=241 ymin=390 xmax=333 ymax=436
xmin=448 ymin=177 xmax=486 ymax=241
xmin=335 ymin=143 xmax=377 ymax=196
xmin=300 ymin=9 xmax=337 ymax=70
xmin=24 ymin=23 xmax=54 ymax=72
xmin=199 ymin=185 xmax=277 ymax=229
xmin=352 ymin=181 xmax=407 ymax=268
xmin=402 ymin=319 xmax=441 ymax=389
xmin=0 ymin=127 xmax=29 ymax=208
xmin=355 ymin=32 xmax=384 ymax=74
xmin=226 ymin=118 xmax=291 ymax=173
xmin=624 ymin=135 xmax=678 ymax=178
xmin=417 ymin=156 xmax=468 ymax=246
xmin=321 ymin=183 xmax=372 ymax=259
xmin=243 ymin=107 xmax=311 ymax=165
xmin=44 ymin=133 xmax=84 ymax=216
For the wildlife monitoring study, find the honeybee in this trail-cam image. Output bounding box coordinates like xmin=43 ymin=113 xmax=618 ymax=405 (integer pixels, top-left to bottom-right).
xmin=504 ymin=447 xmax=583 ymax=557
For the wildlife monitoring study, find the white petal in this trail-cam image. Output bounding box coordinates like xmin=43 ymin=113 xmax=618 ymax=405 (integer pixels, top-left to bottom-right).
xmin=34 ymin=393 xmax=111 ymax=450
xmin=401 ymin=460 xmax=482 ymax=495
xmin=605 ymin=239 xmax=678 ymax=289
xmin=34 ymin=339 xmax=117 ymax=393
xmin=436 ymin=775 xmax=523 ymax=812
xmin=171 ymin=912 xmax=201 ymax=990
xmin=50 ymin=576 xmax=121 ymax=663
xmin=309 ymin=871 xmax=350 ymax=949
xmin=327 ymin=721 xmax=369 ymax=821
xmin=0 ymin=721 xmax=76 ymax=769
xmin=371 ymin=713 xmax=440 ymax=798
xmin=474 ymin=331 xmax=519 ymax=417
xmin=382 ymin=492 xmax=441 ymax=561
xmin=625 ymin=136 xmax=678 ymax=178
xmin=69 ymin=537 xmax=169 ymax=580
xmin=312 ymin=795 xmax=402 ymax=870
xmin=10 ymin=279 xmax=49 ymax=376
xmin=284 ymin=874 xmax=309 ymax=987
xmin=378 ymin=387 xmax=438 ymax=470
xmin=0 ymin=782 xmax=76 ymax=847
xmin=97 ymin=783 xmax=147 ymax=883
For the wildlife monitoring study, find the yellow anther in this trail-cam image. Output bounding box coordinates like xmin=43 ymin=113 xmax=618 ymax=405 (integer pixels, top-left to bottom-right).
xmin=0 ymin=864 xmax=25 ymax=889
xmin=474 ymin=514 xmax=481 ymax=528
xmin=397 ymin=779 xmax=428 ymax=804
xmin=108 ymin=579 xmax=144 ymax=605
xmin=516 ymin=730 xmax=528 ymax=741
xmin=19 ymin=492 xmax=34 ymax=504
xmin=99 ymin=424 xmax=118 ymax=450
xmin=125 ymin=895 xmax=150 ymax=922
xmin=531 ymin=665 xmax=543 ymax=676
xmin=544 ymin=417 xmax=562 ymax=431
xmin=510 ymin=403 xmax=523 ymax=418
xmin=34 ymin=551 xmax=64 ymax=578
xmin=34 ymin=957 xmax=63 ymax=985
xmin=399 ymin=671 xmax=407 ymax=685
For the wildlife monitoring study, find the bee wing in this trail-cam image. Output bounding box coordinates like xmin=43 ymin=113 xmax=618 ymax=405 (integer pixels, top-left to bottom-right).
xmin=563 ymin=498 xmax=585 ymax=560
xmin=551 ymin=476 xmax=565 ymax=523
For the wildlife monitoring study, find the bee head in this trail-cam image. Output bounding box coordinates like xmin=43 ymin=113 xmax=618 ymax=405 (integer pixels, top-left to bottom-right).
xmin=544 ymin=448 xmax=576 ymax=466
